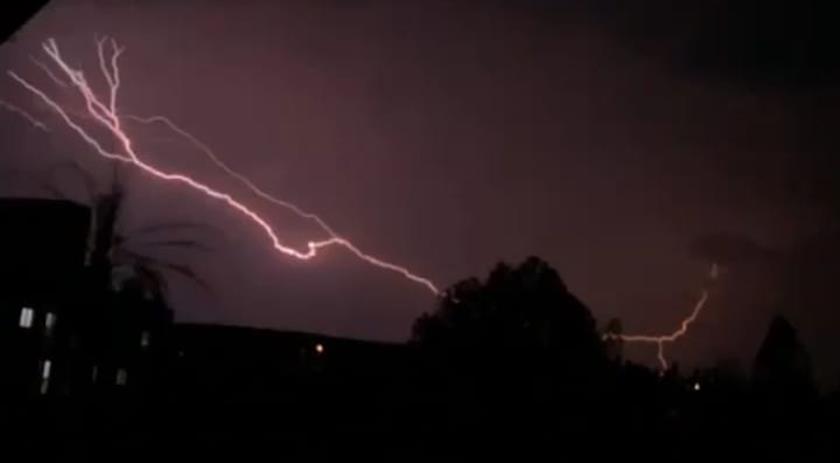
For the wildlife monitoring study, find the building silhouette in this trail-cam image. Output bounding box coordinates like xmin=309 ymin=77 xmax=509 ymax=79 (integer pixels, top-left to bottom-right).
xmin=0 ymin=198 xmax=172 ymax=402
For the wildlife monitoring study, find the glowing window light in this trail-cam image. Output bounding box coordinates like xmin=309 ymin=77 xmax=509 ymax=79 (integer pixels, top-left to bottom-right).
xmin=45 ymin=312 xmax=57 ymax=334
xmin=19 ymin=307 xmax=34 ymax=328
xmin=116 ymin=368 xmax=128 ymax=386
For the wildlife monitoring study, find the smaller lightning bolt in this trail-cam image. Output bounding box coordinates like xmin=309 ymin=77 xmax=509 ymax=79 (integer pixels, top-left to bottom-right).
xmin=30 ymin=57 xmax=68 ymax=88
xmin=96 ymin=37 xmax=123 ymax=116
xmin=604 ymin=263 xmax=719 ymax=371
xmin=0 ymin=99 xmax=49 ymax=131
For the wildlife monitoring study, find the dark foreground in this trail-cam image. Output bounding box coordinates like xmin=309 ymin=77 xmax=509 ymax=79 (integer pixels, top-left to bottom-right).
xmin=1 ymin=325 xmax=838 ymax=461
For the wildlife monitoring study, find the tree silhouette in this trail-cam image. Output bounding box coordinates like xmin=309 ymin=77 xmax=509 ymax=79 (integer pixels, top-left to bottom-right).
xmin=604 ymin=317 xmax=624 ymax=363
xmin=44 ymin=162 xmax=214 ymax=298
xmin=753 ymin=315 xmax=817 ymax=417
xmin=412 ymin=256 xmax=605 ymax=377
xmin=93 ymin=181 xmax=212 ymax=299
xmin=44 ymin=163 xmax=213 ymax=394
xmin=410 ymin=257 xmax=611 ymax=450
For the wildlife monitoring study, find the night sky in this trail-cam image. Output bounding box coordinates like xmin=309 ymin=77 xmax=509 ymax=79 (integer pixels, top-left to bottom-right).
xmin=1 ymin=1 xmax=838 ymax=384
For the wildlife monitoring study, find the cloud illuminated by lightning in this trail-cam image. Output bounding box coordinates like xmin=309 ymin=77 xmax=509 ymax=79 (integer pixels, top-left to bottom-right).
xmin=7 ymin=37 xmax=440 ymax=295
xmin=604 ymin=263 xmax=719 ymax=371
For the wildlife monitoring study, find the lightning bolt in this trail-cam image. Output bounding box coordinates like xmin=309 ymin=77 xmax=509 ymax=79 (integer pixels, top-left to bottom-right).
xmin=29 ymin=56 xmax=67 ymax=88
xmin=604 ymin=263 xmax=719 ymax=371
xmin=5 ymin=37 xmax=721 ymax=368
xmin=7 ymin=37 xmax=440 ymax=295
xmin=0 ymin=99 xmax=49 ymax=131
xmin=120 ymin=114 xmax=438 ymax=294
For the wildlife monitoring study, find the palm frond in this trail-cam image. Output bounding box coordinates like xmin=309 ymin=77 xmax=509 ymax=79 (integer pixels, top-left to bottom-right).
xmin=121 ymin=249 xmax=211 ymax=293
xmin=127 ymin=238 xmax=214 ymax=253
xmin=137 ymin=265 xmax=169 ymax=295
xmin=38 ymin=182 xmax=71 ymax=200
xmin=128 ymin=221 xmax=223 ymax=239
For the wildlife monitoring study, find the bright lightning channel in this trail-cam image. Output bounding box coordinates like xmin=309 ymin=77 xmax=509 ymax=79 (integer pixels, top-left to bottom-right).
xmin=604 ymin=263 xmax=719 ymax=371
xmin=121 ymin=114 xmax=439 ymax=294
xmin=7 ymin=38 xmax=439 ymax=295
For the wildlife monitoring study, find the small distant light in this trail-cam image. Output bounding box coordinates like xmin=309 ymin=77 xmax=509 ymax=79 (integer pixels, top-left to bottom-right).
xmin=315 ymin=343 xmax=324 ymax=354
xmin=693 ymin=382 xmax=701 ymax=391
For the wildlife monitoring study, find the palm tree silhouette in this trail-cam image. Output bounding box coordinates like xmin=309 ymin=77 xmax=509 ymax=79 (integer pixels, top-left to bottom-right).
xmin=44 ymin=161 xmax=216 ymax=301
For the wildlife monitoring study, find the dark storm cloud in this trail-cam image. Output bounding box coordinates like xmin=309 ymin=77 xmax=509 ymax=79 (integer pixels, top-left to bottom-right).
xmin=528 ymin=0 xmax=840 ymax=89
xmin=689 ymin=232 xmax=778 ymax=266
xmin=564 ymin=0 xmax=840 ymax=230
xmin=678 ymin=0 xmax=840 ymax=88
xmin=516 ymin=0 xmax=840 ymax=224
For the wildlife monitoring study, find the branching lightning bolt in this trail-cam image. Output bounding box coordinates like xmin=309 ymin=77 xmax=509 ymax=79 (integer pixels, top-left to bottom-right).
xmin=121 ymin=114 xmax=438 ymax=293
xmin=604 ymin=263 xmax=719 ymax=371
xmin=5 ymin=37 xmax=721 ymax=369
xmin=7 ymin=38 xmax=440 ymax=295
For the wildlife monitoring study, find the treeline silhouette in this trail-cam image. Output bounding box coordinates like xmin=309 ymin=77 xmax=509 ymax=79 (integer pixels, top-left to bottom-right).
xmin=409 ymin=257 xmax=835 ymax=460
xmin=1 ymin=197 xmax=838 ymax=460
